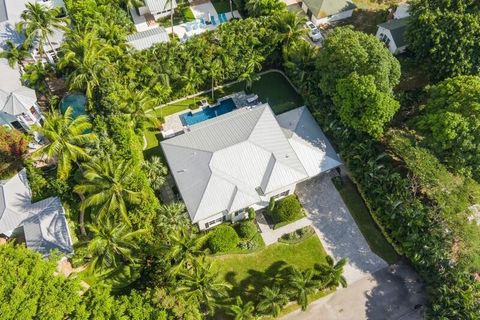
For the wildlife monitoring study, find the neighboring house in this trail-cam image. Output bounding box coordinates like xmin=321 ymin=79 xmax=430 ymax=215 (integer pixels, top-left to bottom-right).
xmin=0 ymin=169 xmax=74 ymax=256
xmin=376 ymin=17 xmax=409 ymax=55
xmin=161 ymin=104 xmax=341 ymax=230
xmin=300 ymin=0 xmax=356 ymax=25
xmin=131 ymin=0 xmax=177 ymax=32
xmin=0 ymin=87 xmax=43 ymax=131
xmin=393 ymin=3 xmax=410 ymax=19
xmin=126 ymin=27 xmax=169 ymax=51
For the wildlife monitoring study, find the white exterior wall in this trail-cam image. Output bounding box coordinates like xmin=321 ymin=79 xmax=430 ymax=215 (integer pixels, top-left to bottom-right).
xmin=376 ymin=27 xmax=406 ymax=55
xmin=313 ymin=9 xmax=354 ymax=25
xmin=197 ymin=183 xmax=297 ymax=230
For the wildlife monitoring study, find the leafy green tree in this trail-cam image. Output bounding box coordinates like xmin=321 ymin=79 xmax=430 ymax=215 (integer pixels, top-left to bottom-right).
xmin=333 ymin=72 xmax=400 ymax=138
xmin=316 ymin=26 xmax=400 ymax=97
xmin=176 ymin=258 xmax=231 ymax=315
xmin=416 ymin=76 xmax=480 ymax=179
xmin=256 ymin=286 xmax=288 ymax=317
xmin=81 ymin=220 xmax=147 ymax=276
xmin=0 ymin=40 xmax=29 ymax=70
xmin=287 ymin=267 xmax=321 ymax=311
xmin=16 ymin=3 xmax=67 ymax=58
xmin=0 ymin=243 xmax=81 ymax=320
xmin=227 ymin=296 xmax=256 ymax=320
xmin=75 ymin=156 xmax=145 ymax=229
xmin=33 ymin=106 xmax=96 ymax=180
xmin=0 ymin=126 xmax=28 ymax=179
xmin=407 ymin=0 xmax=480 ymax=81
xmin=282 ymin=40 xmax=318 ymax=92
xmin=245 ymin=0 xmax=286 ymax=17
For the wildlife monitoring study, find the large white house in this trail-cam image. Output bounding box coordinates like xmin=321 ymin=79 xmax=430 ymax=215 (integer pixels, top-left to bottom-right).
xmin=161 ymin=104 xmax=341 ymax=230
xmin=300 ymin=0 xmax=356 ymax=25
xmin=131 ymin=0 xmax=177 ymax=32
xmin=0 ymin=87 xmax=43 ymax=131
xmin=0 ymin=169 xmax=73 ymax=256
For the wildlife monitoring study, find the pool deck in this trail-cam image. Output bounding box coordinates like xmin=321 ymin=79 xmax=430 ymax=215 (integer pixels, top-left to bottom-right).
xmin=161 ymin=92 xmax=258 ymax=138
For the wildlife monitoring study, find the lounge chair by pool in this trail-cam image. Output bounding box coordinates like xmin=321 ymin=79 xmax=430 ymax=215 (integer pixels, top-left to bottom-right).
xmin=221 ymin=13 xmax=228 ymax=22
xmin=211 ymin=15 xmax=217 ymax=25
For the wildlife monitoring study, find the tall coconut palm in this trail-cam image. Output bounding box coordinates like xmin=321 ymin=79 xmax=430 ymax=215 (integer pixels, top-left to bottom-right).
xmin=176 ymin=258 xmax=231 ymax=315
xmin=227 ymin=296 xmax=256 ymax=320
xmin=74 ymin=156 xmax=146 ymax=232
xmin=32 ymin=106 xmax=96 ymax=180
xmin=256 ymin=286 xmax=289 ymax=317
xmin=16 ymin=3 xmax=67 ymax=58
xmin=155 ymin=202 xmax=190 ymax=235
xmin=314 ymin=255 xmax=348 ymax=289
xmin=21 ymin=61 xmax=52 ymax=93
xmin=120 ymin=89 xmax=160 ymax=132
xmin=274 ymin=11 xmax=307 ymax=46
xmin=58 ymin=30 xmax=113 ymax=101
xmin=287 ymin=267 xmax=321 ymax=311
xmin=82 ymin=220 xmax=147 ymax=276
xmin=165 ymin=229 xmax=206 ymax=276
xmin=239 ymin=53 xmax=263 ymax=92
xmin=0 ymin=40 xmax=30 ymax=70
xmin=142 ymin=156 xmax=168 ymax=192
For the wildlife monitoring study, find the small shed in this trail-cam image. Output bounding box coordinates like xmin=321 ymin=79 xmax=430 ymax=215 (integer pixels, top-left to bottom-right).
xmin=300 ymin=0 xmax=356 ymax=25
xmin=376 ymin=17 xmax=409 ymax=55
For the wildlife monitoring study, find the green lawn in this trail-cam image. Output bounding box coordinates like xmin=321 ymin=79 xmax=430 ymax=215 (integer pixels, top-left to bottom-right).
xmin=143 ymin=71 xmax=303 ymax=158
xmin=209 ymin=235 xmax=328 ymax=300
xmin=333 ymin=176 xmax=399 ymax=264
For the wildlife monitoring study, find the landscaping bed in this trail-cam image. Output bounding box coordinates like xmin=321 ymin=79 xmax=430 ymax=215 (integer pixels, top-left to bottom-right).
xmin=264 ymin=194 xmax=305 ymax=229
xmin=278 ymin=226 xmax=315 ymax=244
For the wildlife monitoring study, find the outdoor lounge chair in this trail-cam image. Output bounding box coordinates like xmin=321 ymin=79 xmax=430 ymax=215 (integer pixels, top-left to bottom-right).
xmin=221 ymin=13 xmax=228 ymax=22
xmin=219 ymin=14 xmax=225 ymax=23
xmin=211 ymin=15 xmax=217 ymax=26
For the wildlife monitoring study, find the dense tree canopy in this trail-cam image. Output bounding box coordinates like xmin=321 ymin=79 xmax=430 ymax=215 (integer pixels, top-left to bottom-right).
xmin=0 ymin=127 xmax=28 ymax=179
xmin=0 ymin=244 xmax=81 ymax=320
xmin=407 ymin=0 xmax=480 ymax=81
xmin=416 ymin=76 xmax=480 ymax=180
xmin=333 ymin=73 xmax=400 ymax=137
xmin=316 ymin=27 xmax=401 ymax=97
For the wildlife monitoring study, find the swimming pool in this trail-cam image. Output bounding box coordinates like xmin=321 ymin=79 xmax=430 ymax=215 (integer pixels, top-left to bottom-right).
xmin=59 ymin=93 xmax=86 ymax=118
xmin=180 ymin=98 xmax=236 ymax=126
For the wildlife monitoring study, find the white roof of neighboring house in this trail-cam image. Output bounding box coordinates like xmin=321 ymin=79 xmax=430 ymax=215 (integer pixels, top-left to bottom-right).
xmin=0 ymin=169 xmax=73 ymax=255
xmin=126 ymin=27 xmax=169 ymax=50
xmin=145 ymin=0 xmax=177 ymax=13
xmin=161 ymin=104 xmax=341 ymax=223
xmin=0 ymin=86 xmax=36 ymax=116
xmin=393 ymin=3 xmax=410 ymax=19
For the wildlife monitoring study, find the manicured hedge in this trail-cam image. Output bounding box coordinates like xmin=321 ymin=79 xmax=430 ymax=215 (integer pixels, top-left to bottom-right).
xmin=271 ymin=195 xmax=304 ymax=224
xmin=208 ymin=224 xmax=240 ymax=253
xmin=236 ymin=220 xmax=257 ymax=239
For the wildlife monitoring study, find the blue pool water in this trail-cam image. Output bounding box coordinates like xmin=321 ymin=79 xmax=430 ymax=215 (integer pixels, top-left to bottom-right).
xmin=59 ymin=93 xmax=86 ymax=118
xmin=180 ymin=98 xmax=236 ymax=126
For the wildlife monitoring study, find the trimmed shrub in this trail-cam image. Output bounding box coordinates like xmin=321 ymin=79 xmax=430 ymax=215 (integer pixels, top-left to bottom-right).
xmin=247 ymin=207 xmax=256 ymax=221
xmin=271 ymin=195 xmax=303 ymax=224
xmin=208 ymin=224 xmax=240 ymax=253
xmin=236 ymin=221 xmax=257 ymax=239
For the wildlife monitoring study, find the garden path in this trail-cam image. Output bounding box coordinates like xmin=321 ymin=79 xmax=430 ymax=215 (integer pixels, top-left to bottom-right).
xmin=257 ymin=214 xmax=311 ymax=245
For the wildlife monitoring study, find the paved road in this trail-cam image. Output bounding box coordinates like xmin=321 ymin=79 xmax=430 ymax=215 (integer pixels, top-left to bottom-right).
xmin=282 ymin=263 xmax=426 ymax=320
xmin=296 ymin=173 xmax=388 ymax=284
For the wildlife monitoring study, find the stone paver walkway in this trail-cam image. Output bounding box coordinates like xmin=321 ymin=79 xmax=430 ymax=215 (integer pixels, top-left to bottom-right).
xmin=296 ymin=173 xmax=388 ymax=284
xmin=257 ymin=215 xmax=312 ymax=245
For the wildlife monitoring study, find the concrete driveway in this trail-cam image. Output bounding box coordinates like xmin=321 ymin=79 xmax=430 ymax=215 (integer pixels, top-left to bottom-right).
xmin=296 ymin=173 xmax=388 ymax=284
xmin=282 ymin=263 xmax=426 ymax=320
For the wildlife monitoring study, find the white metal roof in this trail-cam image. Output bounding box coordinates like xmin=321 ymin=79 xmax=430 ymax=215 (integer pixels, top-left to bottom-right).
xmin=0 ymin=169 xmax=73 ymax=255
xmin=145 ymin=0 xmax=177 ymax=13
xmin=0 ymin=86 xmax=37 ymax=116
xmin=126 ymin=27 xmax=169 ymax=50
xmin=162 ymin=104 xmax=341 ymax=224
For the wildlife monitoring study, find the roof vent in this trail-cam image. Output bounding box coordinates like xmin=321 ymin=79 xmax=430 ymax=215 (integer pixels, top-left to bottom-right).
xmin=177 ymin=169 xmax=187 ymax=173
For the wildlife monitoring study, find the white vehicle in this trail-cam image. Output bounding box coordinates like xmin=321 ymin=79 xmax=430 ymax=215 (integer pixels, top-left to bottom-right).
xmin=305 ymin=21 xmax=324 ymax=42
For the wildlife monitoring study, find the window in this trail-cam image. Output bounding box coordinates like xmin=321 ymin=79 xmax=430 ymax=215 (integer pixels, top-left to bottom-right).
xmin=205 ymin=216 xmax=225 ymax=229
xmin=273 ymin=190 xmax=289 ymax=200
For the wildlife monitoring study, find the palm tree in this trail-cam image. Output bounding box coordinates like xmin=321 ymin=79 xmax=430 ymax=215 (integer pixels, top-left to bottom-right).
xmin=227 ymin=296 xmax=256 ymax=320
xmin=274 ymin=11 xmax=307 ymax=46
xmin=142 ymin=156 xmax=168 ymax=192
xmin=165 ymin=228 xmax=206 ymax=276
xmin=239 ymin=53 xmax=263 ymax=92
xmin=0 ymin=40 xmax=30 ymax=70
xmin=58 ymin=30 xmax=113 ymax=101
xmin=256 ymin=286 xmax=288 ymax=317
xmin=16 ymin=3 xmax=67 ymax=58
xmin=207 ymin=59 xmax=222 ymax=100
xmin=21 ymin=61 xmax=52 ymax=93
xmin=176 ymin=258 xmax=231 ymax=315
xmin=74 ymin=156 xmax=146 ymax=233
xmin=287 ymin=267 xmax=321 ymax=311
xmin=314 ymin=255 xmax=348 ymax=289
xmin=164 ymin=0 xmax=176 ymax=33
xmin=120 ymin=89 xmax=160 ymax=132
xmin=156 ymin=202 xmax=190 ymax=233
xmin=82 ymin=220 xmax=147 ymax=276
xmin=32 ymin=106 xmax=96 ymax=180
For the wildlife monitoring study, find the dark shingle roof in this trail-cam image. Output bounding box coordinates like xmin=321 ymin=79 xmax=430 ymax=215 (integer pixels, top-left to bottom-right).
xmin=378 ymin=17 xmax=409 ymax=47
xmin=302 ymin=0 xmax=356 ymax=19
